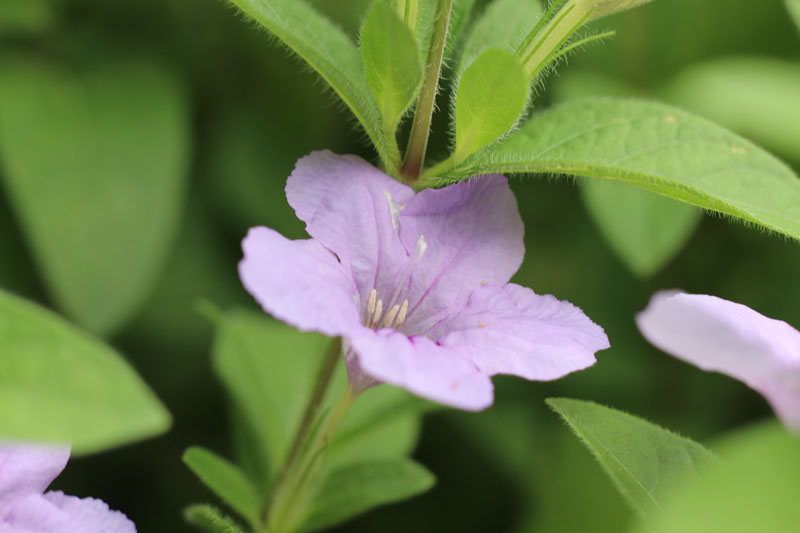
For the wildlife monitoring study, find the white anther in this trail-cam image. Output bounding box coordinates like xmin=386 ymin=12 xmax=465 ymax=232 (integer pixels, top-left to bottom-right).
xmin=372 ymin=299 xmax=383 ymax=327
xmin=395 ymin=300 xmax=409 ymax=327
xmin=415 ymin=235 xmax=428 ymax=259
xmin=383 ymin=304 xmax=400 ymax=328
xmin=367 ymin=289 xmax=377 ymax=315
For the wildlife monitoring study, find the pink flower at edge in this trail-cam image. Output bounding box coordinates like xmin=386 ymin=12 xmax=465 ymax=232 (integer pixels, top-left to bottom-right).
xmin=0 ymin=443 xmax=136 ymax=532
xmin=239 ymin=151 xmax=610 ymax=410
xmin=637 ymin=291 xmax=800 ymax=432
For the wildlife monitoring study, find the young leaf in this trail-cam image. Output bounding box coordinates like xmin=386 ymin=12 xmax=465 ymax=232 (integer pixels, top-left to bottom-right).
xmin=227 ymin=0 xmax=390 ymax=168
xmin=184 ymin=504 xmax=248 ymax=533
xmin=633 ymin=422 xmax=800 ymax=533
xmin=582 ymin=181 xmax=702 ymax=277
xmin=439 ymin=98 xmax=800 ymax=241
xmin=546 ymin=397 xmax=716 ymax=519
xmin=662 ymin=57 xmax=800 ymax=161
xmin=183 ymin=447 xmax=262 ymax=527
xmin=361 ymin=1 xmax=423 ymax=133
xmin=299 ymin=458 xmax=435 ymax=532
xmin=453 ymin=48 xmax=528 ymax=165
xmin=0 ymin=289 xmax=171 ymax=454
xmin=0 ymin=57 xmax=189 ymax=336
xmin=457 ymin=0 xmax=544 ymax=76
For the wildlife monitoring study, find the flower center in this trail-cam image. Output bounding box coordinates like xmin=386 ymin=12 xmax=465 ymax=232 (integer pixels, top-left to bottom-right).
xmin=363 ymin=235 xmax=427 ymax=330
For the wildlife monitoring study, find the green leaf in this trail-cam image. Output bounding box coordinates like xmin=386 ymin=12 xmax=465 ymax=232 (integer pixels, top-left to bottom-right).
xmin=0 ymin=289 xmax=171 ymax=454
xmin=0 ymin=57 xmax=189 ymax=336
xmin=576 ymin=0 xmax=654 ymax=20
xmin=183 ymin=447 xmax=262 ymax=527
xmin=228 ymin=0 xmax=390 ymax=169
xmin=546 ymin=397 xmax=716 ymax=519
xmin=299 ymin=458 xmax=435 ymax=532
xmin=184 ymin=504 xmax=248 ymax=533
xmin=582 ymin=181 xmax=702 ymax=277
xmin=634 ymin=422 xmax=800 ymax=533
xmin=786 ymin=0 xmax=800 ymax=31
xmin=0 ymin=0 xmax=52 ymax=36
xmin=444 ymin=98 xmax=800 ymax=240
xmin=212 ymin=310 xmax=426 ymax=490
xmin=457 ymin=0 xmax=543 ymax=77
xmin=453 ymin=48 xmax=528 ymax=165
xmin=662 ymin=57 xmax=800 ymax=161
xmin=361 ymin=1 xmax=423 ymax=132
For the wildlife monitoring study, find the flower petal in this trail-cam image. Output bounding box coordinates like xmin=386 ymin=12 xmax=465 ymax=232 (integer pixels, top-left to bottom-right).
xmin=286 ymin=151 xmax=414 ymax=304
xmin=637 ymin=291 xmax=800 ymax=431
xmin=432 ymin=284 xmax=608 ymax=380
xmin=349 ymin=330 xmax=494 ymax=411
xmin=396 ymin=176 xmax=524 ymax=332
xmin=239 ymin=227 xmax=362 ymax=337
xmin=2 ymin=492 xmax=135 ymax=533
xmin=0 ymin=444 xmax=69 ymax=501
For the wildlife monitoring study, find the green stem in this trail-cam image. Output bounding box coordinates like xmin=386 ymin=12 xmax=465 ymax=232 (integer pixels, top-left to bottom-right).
xmin=400 ymin=0 xmax=454 ymax=180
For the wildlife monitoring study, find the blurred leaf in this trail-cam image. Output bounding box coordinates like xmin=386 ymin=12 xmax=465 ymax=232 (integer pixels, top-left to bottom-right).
xmin=228 ymin=0 xmax=391 ymax=168
xmin=441 ymin=98 xmax=800 ymax=240
xmin=546 ymin=397 xmax=715 ymax=519
xmin=453 ymin=48 xmax=528 ymax=164
xmin=457 ymin=0 xmax=543 ymax=76
xmin=184 ymin=504 xmax=247 ymax=533
xmin=361 ymin=1 xmax=423 ymax=133
xmin=634 ymin=422 xmax=800 ymax=533
xmin=662 ymin=57 xmax=800 ymax=160
xmin=0 ymin=288 xmax=171 ymax=454
xmin=299 ymin=458 xmax=435 ymax=532
xmin=0 ymin=0 xmax=52 ymax=36
xmin=578 ymin=0 xmax=654 ymax=20
xmin=183 ymin=446 xmax=262 ymax=527
xmin=582 ymin=181 xmax=701 ymax=277
xmin=212 ymin=310 xmax=425 ymax=491
xmin=0 ymin=57 xmax=189 ymax=336
xmin=787 ymin=0 xmax=800 ymax=31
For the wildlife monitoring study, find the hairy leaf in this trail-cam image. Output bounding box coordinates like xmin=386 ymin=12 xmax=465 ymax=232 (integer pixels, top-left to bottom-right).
xmin=0 ymin=289 xmax=171 ymax=454
xmin=184 ymin=504 xmax=247 ymax=533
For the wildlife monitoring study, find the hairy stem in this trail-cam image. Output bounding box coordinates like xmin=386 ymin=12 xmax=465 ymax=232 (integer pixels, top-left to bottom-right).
xmin=400 ymin=0 xmax=454 ymax=180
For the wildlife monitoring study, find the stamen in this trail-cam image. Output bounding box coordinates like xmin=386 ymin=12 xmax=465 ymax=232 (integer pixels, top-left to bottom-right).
xmin=372 ymin=299 xmax=383 ymax=327
xmin=367 ymin=289 xmax=377 ymax=315
xmin=383 ymin=304 xmax=400 ymax=327
xmin=414 ymin=235 xmax=428 ymax=259
xmin=396 ymin=300 xmax=409 ymax=327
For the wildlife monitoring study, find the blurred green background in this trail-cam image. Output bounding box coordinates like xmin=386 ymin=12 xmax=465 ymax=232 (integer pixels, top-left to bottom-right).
xmin=1 ymin=0 xmax=798 ymax=531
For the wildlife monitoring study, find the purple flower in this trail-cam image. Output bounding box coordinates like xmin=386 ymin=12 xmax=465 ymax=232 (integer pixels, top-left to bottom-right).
xmin=637 ymin=291 xmax=800 ymax=431
xmin=239 ymin=151 xmax=609 ymax=410
xmin=0 ymin=443 xmax=136 ymax=532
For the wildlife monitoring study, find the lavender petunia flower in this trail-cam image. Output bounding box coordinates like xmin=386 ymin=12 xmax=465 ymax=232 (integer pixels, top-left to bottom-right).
xmin=239 ymin=151 xmax=609 ymax=410
xmin=637 ymin=291 xmax=800 ymax=431
xmin=0 ymin=444 xmax=136 ymax=532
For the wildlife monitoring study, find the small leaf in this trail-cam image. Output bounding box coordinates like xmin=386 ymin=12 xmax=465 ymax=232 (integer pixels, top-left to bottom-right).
xmin=361 ymin=1 xmax=423 ymax=131
xmin=546 ymin=397 xmax=716 ymax=519
xmin=183 ymin=447 xmax=262 ymax=527
xmin=453 ymin=48 xmax=528 ymax=165
xmin=634 ymin=422 xmax=800 ymax=533
xmin=582 ymin=181 xmax=702 ymax=277
xmin=457 ymin=0 xmax=543 ymax=77
xmin=0 ymin=56 xmax=190 ymax=335
xmin=299 ymin=458 xmax=435 ymax=532
xmin=227 ymin=0 xmax=391 ymax=169
xmin=445 ymin=98 xmax=800 ymax=241
xmin=184 ymin=504 xmax=248 ymax=533
xmin=786 ymin=0 xmax=800 ymax=31
xmin=0 ymin=289 xmax=171 ymax=454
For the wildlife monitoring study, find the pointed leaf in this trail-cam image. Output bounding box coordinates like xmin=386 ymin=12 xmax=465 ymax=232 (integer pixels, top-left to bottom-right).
xmin=546 ymin=397 xmax=716 ymax=519
xmin=183 ymin=447 xmax=261 ymax=527
xmin=453 ymin=48 xmax=528 ymax=164
xmin=299 ymin=458 xmax=435 ymax=532
xmin=227 ymin=0 xmax=390 ymax=167
xmin=582 ymin=181 xmax=702 ymax=277
xmin=0 ymin=57 xmax=189 ymax=335
xmin=0 ymin=289 xmax=171 ymax=454
xmin=443 ymin=98 xmax=800 ymax=240
xmin=184 ymin=504 xmax=248 ymax=533
xmin=362 ymin=1 xmax=423 ymax=131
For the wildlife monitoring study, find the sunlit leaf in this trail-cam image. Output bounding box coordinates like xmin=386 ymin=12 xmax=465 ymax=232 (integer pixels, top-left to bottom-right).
xmin=0 ymin=56 xmax=190 ymax=335
xmin=547 ymin=397 xmax=716 ymax=519
xmin=440 ymin=98 xmax=800 ymax=240
xmin=787 ymin=0 xmax=800 ymax=31
xmin=0 ymin=289 xmax=171 ymax=454
xmin=299 ymin=458 xmax=435 ymax=532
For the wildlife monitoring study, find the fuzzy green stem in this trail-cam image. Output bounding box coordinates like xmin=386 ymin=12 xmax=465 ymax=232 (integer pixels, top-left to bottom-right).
xmin=400 ymin=0 xmax=454 ymax=180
